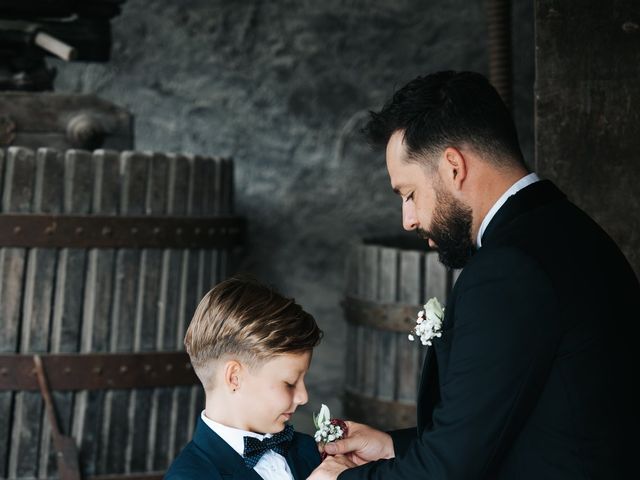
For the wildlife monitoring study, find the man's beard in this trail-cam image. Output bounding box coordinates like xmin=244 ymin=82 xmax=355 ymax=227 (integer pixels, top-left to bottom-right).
xmin=418 ymin=186 xmax=476 ymax=269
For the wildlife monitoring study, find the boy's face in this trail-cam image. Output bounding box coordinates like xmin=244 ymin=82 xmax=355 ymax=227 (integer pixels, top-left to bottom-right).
xmin=237 ymin=350 xmax=311 ymax=434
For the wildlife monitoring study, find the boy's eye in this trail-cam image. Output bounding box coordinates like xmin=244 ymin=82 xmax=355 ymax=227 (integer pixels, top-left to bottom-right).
xmin=285 ymin=382 xmax=295 ymax=389
xmin=404 ymin=192 xmax=414 ymax=202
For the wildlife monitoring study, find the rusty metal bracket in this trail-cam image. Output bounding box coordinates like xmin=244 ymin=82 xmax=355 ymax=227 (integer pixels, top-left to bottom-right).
xmin=0 ymin=213 xmax=245 ymax=249
xmin=0 ymin=352 xmax=199 ymax=391
xmin=343 ymin=296 xmax=422 ymax=333
xmin=33 ymin=355 xmax=82 ymax=480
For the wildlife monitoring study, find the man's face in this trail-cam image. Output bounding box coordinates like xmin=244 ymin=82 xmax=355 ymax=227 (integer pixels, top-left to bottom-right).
xmin=236 ymin=351 xmax=311 ymax=434
xmin=386 ymin=131 xmax=476 ymax=269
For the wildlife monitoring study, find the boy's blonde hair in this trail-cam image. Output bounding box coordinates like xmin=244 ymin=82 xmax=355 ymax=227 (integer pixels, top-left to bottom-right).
xmin=184 ymin=275 xmax=323 ymax=389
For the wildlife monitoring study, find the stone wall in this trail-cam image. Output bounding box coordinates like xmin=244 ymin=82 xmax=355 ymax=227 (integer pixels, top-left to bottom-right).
xmin=52 ymin=0 xmax=534 ymax=434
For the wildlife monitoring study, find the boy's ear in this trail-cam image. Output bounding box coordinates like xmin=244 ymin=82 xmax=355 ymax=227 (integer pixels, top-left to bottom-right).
xmin=223 ymin=360 xmax=242 ymax=392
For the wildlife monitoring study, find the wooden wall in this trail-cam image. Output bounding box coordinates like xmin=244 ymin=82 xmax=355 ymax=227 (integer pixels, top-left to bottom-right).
xmin=535 ymin=0 xmax=640 ymax=278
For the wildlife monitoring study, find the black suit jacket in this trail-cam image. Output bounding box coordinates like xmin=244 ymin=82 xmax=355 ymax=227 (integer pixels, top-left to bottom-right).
xmin=340 ymin=180 xmax=639 ymax=479
xmin=165 ymin=418 xmax=321 ymax=479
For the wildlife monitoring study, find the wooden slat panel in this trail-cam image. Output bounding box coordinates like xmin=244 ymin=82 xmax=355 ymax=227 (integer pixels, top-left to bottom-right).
xmin=102 ymin=151 xmax=149 ymax=474
xmin=40 ymin=149 xmax=94 ymax=477
xmin=360 ymin=245 xmax=379 ymax=398
xmin=151 ymin=154 xmax=191 ymax=471
xmin=169 ymin=156 xmax=199 ymax=454
xmin=0 ymin=147 xmax=36 ymax=479
xmin=396 ymin=250 xmax=422 ymax=403
xmin=73 ymin=150 xmax=120 ymax=477
xmin=184 ymin=155 xmax=214 ymax=442
xmin=377 ymin=247 xmax=398 ymax=402
xmin=129 ymin=152 xmax=168 ymax=473
xmin=10 ymin=148 xmax=64 ymax=479
xmin=343 ymin=244 xmax=358 ymax=392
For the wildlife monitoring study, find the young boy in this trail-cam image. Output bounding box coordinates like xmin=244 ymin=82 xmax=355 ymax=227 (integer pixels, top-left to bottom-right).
xmin=165 ymin=275 xmax=323 ymax=480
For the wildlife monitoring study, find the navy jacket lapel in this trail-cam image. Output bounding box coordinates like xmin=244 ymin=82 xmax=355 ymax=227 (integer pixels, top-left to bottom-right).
xmin=192 ymin=418 xmax=264 ymax=480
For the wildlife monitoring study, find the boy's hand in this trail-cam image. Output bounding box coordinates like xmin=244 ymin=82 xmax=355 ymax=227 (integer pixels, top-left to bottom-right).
xmin=322 ymin=421 xmax=395 ymax=465
xmin=307 ymin=455 xmax=355 ymax=480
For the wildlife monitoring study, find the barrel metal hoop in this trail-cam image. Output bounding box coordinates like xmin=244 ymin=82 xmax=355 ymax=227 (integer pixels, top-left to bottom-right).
xmin=0 ymin=213 xmax=245 ymax=249
xmin=0 ymin=352 xmax=199 ymax=391
xmin=343 ymin=296 xmax=422 ymax=333
xmin=343 ymin=389 xmax=416 ymax=429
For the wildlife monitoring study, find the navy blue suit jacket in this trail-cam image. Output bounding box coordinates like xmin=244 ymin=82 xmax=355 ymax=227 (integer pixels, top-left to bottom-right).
xmin=340 ymin=180 xmax=639 ymax=479
xmin=165 ymin=418 xmax=321 ymax=480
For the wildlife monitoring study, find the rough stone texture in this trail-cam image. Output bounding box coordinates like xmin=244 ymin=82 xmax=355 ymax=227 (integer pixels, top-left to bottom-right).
xmin=51 ymin=0 xmax=534 ymax=435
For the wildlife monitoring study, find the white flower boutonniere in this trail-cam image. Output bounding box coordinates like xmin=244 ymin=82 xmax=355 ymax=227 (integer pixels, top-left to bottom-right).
xmin=313 ymin=404 xmax=348 ymax=458
xmin=408 ymin=297 xmax=444 ymax=346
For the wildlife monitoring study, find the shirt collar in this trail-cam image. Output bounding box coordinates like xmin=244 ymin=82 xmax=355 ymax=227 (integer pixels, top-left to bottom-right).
xmin=200 ymin=410 xmax=272 ymax=456
xmin=476 ymin=172 xmax=541 ymax=248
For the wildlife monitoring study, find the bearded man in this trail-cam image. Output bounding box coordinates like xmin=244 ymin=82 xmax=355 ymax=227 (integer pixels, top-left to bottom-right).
xmin=310 ymin=71 xmax=639 ymax=479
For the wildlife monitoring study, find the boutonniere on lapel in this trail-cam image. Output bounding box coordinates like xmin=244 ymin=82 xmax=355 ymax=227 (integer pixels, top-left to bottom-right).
xmin=408 ymin=297 xmax=444 ymax=346
xmin=313 ymin=404 xmax=348 ymax=459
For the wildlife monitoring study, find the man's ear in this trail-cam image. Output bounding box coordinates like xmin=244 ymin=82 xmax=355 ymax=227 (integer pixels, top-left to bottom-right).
xmin=441 ymin=147 xmax=467 ymax=190
xmin=223 ymin=360 xmax=243 ymax=392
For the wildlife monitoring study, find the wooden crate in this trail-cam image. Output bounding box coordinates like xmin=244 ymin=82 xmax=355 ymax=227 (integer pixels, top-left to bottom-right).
xmin=0 ymin=147 xmax=243 ymax=479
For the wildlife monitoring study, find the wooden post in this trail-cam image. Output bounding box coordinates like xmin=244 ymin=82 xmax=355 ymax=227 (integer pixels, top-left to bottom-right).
xmin=535 ymin=0 xmax=640 ymax=277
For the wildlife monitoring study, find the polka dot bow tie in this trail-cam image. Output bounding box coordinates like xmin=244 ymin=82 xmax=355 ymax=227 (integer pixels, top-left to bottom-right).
xmin=243 ymin=424 xmax=294 ymax=468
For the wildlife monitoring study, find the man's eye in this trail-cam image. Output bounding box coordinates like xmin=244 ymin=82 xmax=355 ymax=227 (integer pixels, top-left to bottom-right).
xmin=285 ymin=382 xmax=295 ymax=388
xmin=404 ymin=193 xmax=414 ymax=202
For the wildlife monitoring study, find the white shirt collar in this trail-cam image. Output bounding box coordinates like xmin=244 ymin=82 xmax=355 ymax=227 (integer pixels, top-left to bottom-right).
xmin=476 ymin=172 xmax=541 ymax=248
xmin=200 ymin=410 xmax=271 ymax=456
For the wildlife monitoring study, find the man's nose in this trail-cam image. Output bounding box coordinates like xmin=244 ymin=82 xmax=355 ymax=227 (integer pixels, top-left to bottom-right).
xmin=402 ymin=202 xmax=418 ymax=231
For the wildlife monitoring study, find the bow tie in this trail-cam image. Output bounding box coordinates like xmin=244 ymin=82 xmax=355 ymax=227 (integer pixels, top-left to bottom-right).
xmin=243 ymin=424 xmax=294 ymax=468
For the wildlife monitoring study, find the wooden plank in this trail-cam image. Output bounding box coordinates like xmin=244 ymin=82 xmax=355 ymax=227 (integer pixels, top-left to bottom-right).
xmin=151 ymin=154 xmax=191 ymax=471
xmin=360 ymin=245 xmax=379 ymax=398
xmin=424 ymin=251 xmax=449 ymax=302
xmin=129 ymin=152 xmax=168 ymax=473
xmin=102 ymin=151 xmax=149 ymax=474
xmin=377 ymin=247 xmax=398 ymax=402
xmin=40 ymin=149 xmax=93 ymax=477
xmin=10 ymin=147 xmax=64 ymax=479
xmin=73 ymin=149 xmax=120 ymax=477
xmin=0 ymin=147 xmax=36 ymax=479
xmin=0 ymin=92 xmax=132 ymax=146
xmin=343 ymin=244 xmax=358 ymax=391
xmin=184 ymin=155 xmax=215 ymax=442
xmin=396 ymin=250 xmax=422 ymax=403
xmin=169 ymin=155 xmax=198 ymax=454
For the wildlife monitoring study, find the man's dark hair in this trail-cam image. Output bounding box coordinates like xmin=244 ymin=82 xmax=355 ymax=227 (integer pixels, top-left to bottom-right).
xmin=364 ymin=71 xmax=525 ymax=168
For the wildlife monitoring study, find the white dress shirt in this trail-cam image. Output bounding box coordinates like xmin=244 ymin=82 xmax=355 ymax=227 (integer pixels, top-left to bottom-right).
xmin=201 ymin=411 xmax=294 ymax=480
xmin=476 ymin=172 xmax=541 ymax=248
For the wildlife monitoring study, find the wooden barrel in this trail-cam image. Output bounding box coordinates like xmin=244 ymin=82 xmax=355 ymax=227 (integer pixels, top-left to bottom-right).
xmin=0 ymin=147 xmax=244 ymax=479
xmin=343 ymin=237 xmax=455 ymax=431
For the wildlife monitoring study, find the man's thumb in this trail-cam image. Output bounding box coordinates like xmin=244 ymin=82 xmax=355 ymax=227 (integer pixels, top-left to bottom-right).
xmin=324 ymin=440 xmax=346 ymax=455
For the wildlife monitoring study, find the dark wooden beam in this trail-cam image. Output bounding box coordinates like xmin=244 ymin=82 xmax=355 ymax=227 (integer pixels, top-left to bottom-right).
xmin=535 ymin=0 xmax=640 ymax=277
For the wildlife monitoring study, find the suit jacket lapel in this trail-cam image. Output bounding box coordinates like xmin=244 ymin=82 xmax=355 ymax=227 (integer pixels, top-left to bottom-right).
xmin=481 ymin=180 xmax=565 ymax=247
xmin=416 ymin=346 xmax=438 ymax=434
xmin=286 ymin=450 xmax=302 ymax=480
xmin=192 ymin=418 xmax=264 ymax=480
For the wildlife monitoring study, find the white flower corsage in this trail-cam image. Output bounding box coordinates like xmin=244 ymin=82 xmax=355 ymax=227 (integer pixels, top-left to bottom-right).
xmin=408 ymin=297 xmax=444 ymax=346
xmin=313 ymin=404 xmax=348 ymax=459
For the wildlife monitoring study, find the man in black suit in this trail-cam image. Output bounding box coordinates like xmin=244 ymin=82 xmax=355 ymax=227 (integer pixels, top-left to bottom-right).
xmin=309 ymin=71 xmax=639 ymax=479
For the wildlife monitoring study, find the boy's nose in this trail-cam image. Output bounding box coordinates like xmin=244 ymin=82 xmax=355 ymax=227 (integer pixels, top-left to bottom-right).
xmin=295 ymin=382 xmax=308 ymax=406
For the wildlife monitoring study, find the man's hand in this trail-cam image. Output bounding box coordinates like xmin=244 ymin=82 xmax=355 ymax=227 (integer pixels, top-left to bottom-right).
xmin=322 ymin=421 xmax=394 ymax=466
xmin=308 ymin=455 xmax=355 ymax=480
